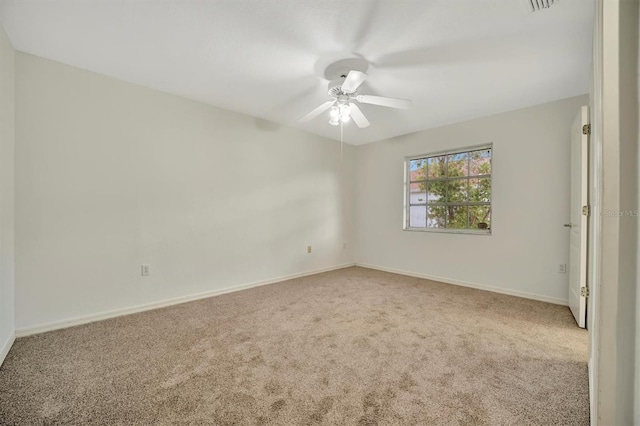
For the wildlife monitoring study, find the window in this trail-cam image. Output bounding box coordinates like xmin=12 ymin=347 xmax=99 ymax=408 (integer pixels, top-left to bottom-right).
xmin=405 ymin=144 xmax=492 ymax=234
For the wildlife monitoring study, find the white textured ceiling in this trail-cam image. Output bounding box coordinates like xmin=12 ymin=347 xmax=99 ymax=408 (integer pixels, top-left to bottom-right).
xmin=0 ymin=0 xmax=594 ymax=145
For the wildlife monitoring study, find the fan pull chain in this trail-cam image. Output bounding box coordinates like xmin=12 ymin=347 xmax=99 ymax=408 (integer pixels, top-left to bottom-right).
xmin=340 ymin=120 xmax=344 ymax=162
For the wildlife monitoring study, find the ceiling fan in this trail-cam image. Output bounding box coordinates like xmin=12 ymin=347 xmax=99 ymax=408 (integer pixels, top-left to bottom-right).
xmin=299 ymin=58 xmax=412 ymax=128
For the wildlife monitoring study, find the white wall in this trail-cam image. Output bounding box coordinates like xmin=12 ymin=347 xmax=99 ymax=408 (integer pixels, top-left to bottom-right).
xmin=0 ymin=22 xmax=15 ymax=364
xmin=15 ymin=53 xmax=354 ymax=331
xmin=355 ymin=95 xmax=588 ymax=304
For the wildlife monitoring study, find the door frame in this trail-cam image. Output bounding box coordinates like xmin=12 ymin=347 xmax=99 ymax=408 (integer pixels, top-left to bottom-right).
xmin=587 ymin=1 xmax=602 ymax=422
xmin=590 ymin=0 xmax=639 ymax=423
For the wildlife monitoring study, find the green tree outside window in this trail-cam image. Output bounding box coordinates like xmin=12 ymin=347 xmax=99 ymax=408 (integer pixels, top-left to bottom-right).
xmin=407 ymin=146 xmax=491 ymax=231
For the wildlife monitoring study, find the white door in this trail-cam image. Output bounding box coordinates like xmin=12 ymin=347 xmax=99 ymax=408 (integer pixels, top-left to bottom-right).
xmin=568 ymin=106 xmax=589 ymax=328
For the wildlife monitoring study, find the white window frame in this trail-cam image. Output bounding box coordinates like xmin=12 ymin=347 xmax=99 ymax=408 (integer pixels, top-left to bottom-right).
xmin=403 ymin=143 xmax=493 ymax=235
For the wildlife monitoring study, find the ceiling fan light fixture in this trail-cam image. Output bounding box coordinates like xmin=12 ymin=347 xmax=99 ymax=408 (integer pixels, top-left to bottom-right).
xmin=329 ymin=106 xmax=340 ymax=118
xmin=328 ymin=104 xmax=351 ymax=125
xmin=339 ymin=104 xmax=351 ymax=122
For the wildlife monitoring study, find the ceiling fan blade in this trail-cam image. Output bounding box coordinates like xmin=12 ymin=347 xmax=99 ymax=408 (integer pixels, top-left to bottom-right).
xmin=341 ymin=70 xmax=368 ymax=93
xmin=356 ymin=95 xmax=412 ymax=110
xmin=348 ymin=103 xmax=370 ymax=128
xmin=298 ymin=101 xmax=335 ymax=122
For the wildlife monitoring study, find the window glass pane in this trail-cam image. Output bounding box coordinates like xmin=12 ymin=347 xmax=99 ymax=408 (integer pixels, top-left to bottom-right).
xmin=409 ymin=205 xmax=427 ymax=228
xmin=446 ymin=205 xmax=468 ymax=229
xmin=409 ymin=159 xmax=427 ymax=182
xmin=406 ymin=146 xmax=491 ymax=233
xmin=470 ymin=149 xmax=492 ymax=176
xmin=446 ymin=178 xmax=468 ymax=202
xmin=447 ymin=152 xmax=468 ymax=177
xmin=469 ymin=178 xmax=491 ymax=203
xmin=409 ymin=183 xmax=427 ymax=204
xmin=469 ymin=205 xmax=491 ymax=230
xmin=427 ymin=181 xmax=445 ymax=203
xmin=427 ymin=156 xmax=446 ymax=179
xmin=427 ymin=206 xmax=446 ymax=228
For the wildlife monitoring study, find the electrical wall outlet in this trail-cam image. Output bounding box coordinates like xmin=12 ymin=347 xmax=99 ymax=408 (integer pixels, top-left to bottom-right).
xmin=141 ymin=264 xmax=150 ymax=276
xmin=343 ymin=242 xmax=347 ymax=249
xmin=558 ymin=264 xmax=567 ymax=274
xmin=307 ymin=245 xmax=312 ymax=254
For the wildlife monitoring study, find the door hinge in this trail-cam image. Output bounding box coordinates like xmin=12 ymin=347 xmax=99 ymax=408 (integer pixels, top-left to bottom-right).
xmin=582 ymin=124 xmax=591 ymax=135
xmin=582 ymin=205 xmax=591 ymax=216
xmin=581 ymin=287 xmax=590 ymax=298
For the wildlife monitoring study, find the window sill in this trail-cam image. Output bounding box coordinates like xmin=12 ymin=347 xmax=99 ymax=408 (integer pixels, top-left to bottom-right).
xmin=403 ymin=227 xmax=491 ymax=236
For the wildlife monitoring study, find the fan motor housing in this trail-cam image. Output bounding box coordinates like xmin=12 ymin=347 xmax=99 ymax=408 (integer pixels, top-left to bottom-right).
xmin=325 ymin=57 xmax=369 ymax=97
xmin=327 ymin=78 xmax=347 ymax=97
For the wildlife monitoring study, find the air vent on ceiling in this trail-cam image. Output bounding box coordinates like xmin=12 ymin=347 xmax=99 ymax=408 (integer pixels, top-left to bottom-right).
xmin=524 ymin=0 xmax=558 ymax=12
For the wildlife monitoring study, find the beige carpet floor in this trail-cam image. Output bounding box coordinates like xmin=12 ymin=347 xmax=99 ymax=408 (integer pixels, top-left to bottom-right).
xmin=0 ymin=267 xmax=588 ymax=425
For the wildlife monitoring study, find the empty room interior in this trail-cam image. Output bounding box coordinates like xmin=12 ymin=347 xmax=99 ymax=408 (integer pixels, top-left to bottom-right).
xmin=0 ymin=0 xmax=638 ymax=425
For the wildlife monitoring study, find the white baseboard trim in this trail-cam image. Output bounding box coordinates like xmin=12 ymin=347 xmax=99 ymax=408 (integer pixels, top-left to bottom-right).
xmin=356 ymin=263 xmax=569 ymax=306
xmin=0 ymin=332 xmax=16 ymax=367
xmin=16 ymin=262 xmax=356 ymax=337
